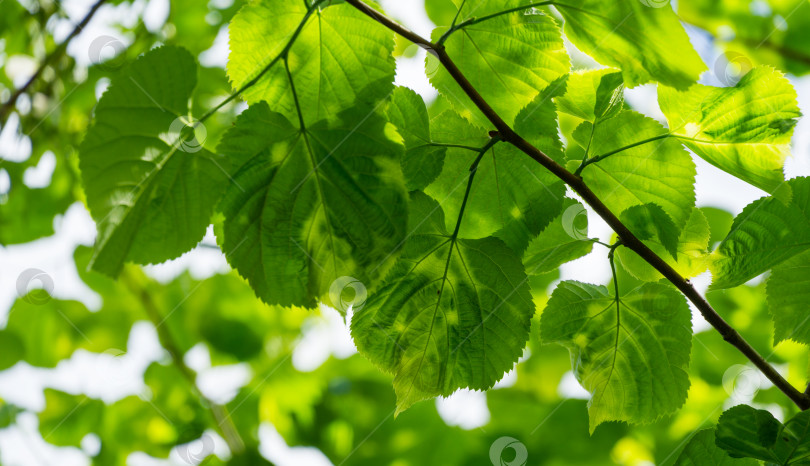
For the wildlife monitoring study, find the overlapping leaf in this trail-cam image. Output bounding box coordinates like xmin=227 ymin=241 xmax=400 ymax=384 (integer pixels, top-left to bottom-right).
xmin=617 ymin=207 xmax=711 ymax=282
xmin=523 ymin=198 xmax=594 ymax=276
xmin=425 ymin=89 xmax=566 ymax=250
xmin=227 ymin=0 xmax=395 ymax=125
xmin=555 ymin=0 xmax=706 ymax=89
xmin=716 ymin=404 xmax=810 ymax=464
xmin=572 ymin=110 xmax=696 ymax=228
xmin=710 ymin=177 xmax=810 ymax=289
xmin=541 ymin=281 xmax=692 ymax=431
xmin=79 ymin=46 xmax=229 ymax=276
xmin=351 ymin=192 xmax=534 ymax=413
xmin=386 ymin=86 xmax=445 ymax=190
xmin=659 ymin=66 xmax=800 ymax=193
xmin=216 ymin=101 xmax=407 ymax=308
xmin=428 ymin=9 xmax=569 ymax=127
xmin=554 ymin=68 xmax=624 ymax=123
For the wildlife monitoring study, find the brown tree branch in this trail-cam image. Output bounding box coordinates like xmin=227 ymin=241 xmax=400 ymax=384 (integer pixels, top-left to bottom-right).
xmin=345 ymin=0 xmax=810 ymax=410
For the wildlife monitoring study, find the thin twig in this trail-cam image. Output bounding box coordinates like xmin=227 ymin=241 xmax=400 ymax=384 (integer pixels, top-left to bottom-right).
xmin=0 ymin=0 xmax=108 ymax=121
xmin=344 ymin=0 xmax=810 ymax=410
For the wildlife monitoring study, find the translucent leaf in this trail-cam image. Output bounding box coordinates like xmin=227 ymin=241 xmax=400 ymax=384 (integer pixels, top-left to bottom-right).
xmin=351 ymin=192 xmax=534 ymax=413
xmin=541 ymin=281 xmax=692 ymax=431
xmin=767 ymin=249 xmax=810 ymax=345
xmin=386 ymin=86 xmax=445 ymax=190
xmin=428 ymin=10 xmax=569 ymax=127
xmin=710 ymin=177 xmax=810 ymax=289
xmin=216 ymin=102 xmax=407 ymax=308
xmin=573 ymin=110 xmax=696 ymax=228
xmin=659 ymin=66 xmax=800 ymax=193
xmin=674 ymin=429 xmax=757 ymax=466
xmin=523 ymin=198 xmax=594 ymax=276
xmin=555 ymin=0 xmax=706 ymax=89
xmin=425 ymin=97 xmax=565 ymax=249
xmin=80 ymin=46 xmax=229 ymax=275
xmin=617 ymin=208 xmax=711 ymax=282
xmin=620 ymin=203 xmax=679 ymax=260
xmin=716 ymin=404 xmax=810 ymax=464
xmin=555 ymin=69 xmax=624 ymax=122
xmin=227 ymin=0 xmax=395 ymax=125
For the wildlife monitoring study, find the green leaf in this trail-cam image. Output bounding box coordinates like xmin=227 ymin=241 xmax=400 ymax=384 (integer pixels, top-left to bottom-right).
xmin=574 ymin=110 xmax=696 ymax=228
xmin=351 ymin=192 xmax=534 ymax=413
xmin=620 ymin=203 xmax=679 ymax=260
xmin=710 ymin=177 xmax=810 ymax=289
xmin=217 ymin=101 xmax=407 ymax=308
xmin=674 ymin=429 xmax=757 ymax=466
xmin=227 ymin=0 xmax=395 ymax=125
xmin=386 ymin=86 xmax=446 ymax=190
xmin=522 ymin=198 xmax=594 ymax=276
xmin=555 ymin=69 xmax=624 ymax=123
xmin=540 ymin=281 xmax=692 ymax=431
xmin=38 ymin=390 xmax=104 ymax=447
xmin=79 ymin=46 xmax=229 ymax=276
xmin=617 ymin=207 xmax=711 ymax=282
xmin=659 ymin=66 xmax=800 ymax=193
xmin=767 ymin=249 xmax=810 ymax=345
xmin=555 ymin=0 xmax=706 ymax=89
xmin=425 ymin=90 xmax=566 ymax=250
xmin=428 ymin=9 xmax=569 ymax=127
xmin=716 ymin=404 xmax=810 ymax=464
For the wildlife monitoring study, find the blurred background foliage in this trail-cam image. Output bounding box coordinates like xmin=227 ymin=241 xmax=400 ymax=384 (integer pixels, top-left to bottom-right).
xmin=1 ymin=0 xmax=810 ymax=465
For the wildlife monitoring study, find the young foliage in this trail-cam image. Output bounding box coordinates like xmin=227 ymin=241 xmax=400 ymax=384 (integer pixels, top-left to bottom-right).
xmin=227 ymin=0 xmax=395 ymax=125
xmin=429 ymin=9 xmax=569 ymax=127
xmin=540 ymin=281 xmax=692 ymax=431
xmin=554 ymin=0 xmax=706 ymax=89
xmin=351 ymin=192 xmax=534 ymax=413
xmin=80 ymin=46 xmax=228 ymax=276
xmin=711 ymin=177 xmax=810 ymax=289
xmin=659 ymin=66 xmax=801 ymax=193
xmin=571 ymin=110 xmax=696 ymax=228
xmin=216 ymin=101 xmax=407 ymax=308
